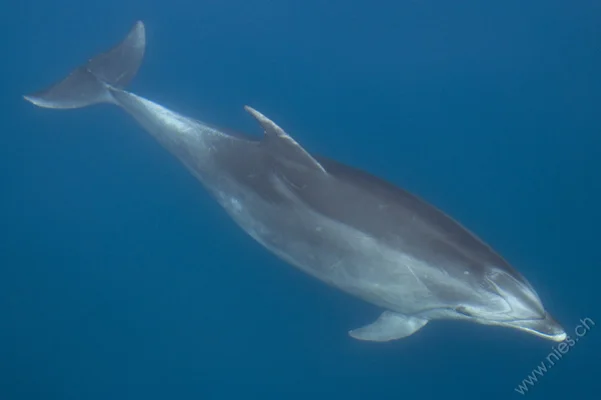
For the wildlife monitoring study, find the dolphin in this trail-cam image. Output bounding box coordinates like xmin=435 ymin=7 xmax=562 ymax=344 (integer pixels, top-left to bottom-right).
xmin=23 ymin=21 xmax=567 ymax=343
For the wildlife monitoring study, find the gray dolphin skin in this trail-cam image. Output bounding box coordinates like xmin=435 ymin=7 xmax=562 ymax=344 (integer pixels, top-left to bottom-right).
xmin=24 ymin=21 xmax=567 ymax=343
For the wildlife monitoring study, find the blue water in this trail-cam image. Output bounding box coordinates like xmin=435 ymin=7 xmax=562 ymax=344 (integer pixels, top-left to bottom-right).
xmin=1 ymin=1 xmax=599 ymax=399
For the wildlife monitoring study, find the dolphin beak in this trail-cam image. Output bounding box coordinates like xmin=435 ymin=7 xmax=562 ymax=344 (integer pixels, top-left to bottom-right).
xmin=502 ymin=313 xmax=567 ymax=342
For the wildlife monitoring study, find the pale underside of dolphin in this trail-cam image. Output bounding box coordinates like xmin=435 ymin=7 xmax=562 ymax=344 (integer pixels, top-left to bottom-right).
xmin=24 ymin=21 xmax=567 ymax=343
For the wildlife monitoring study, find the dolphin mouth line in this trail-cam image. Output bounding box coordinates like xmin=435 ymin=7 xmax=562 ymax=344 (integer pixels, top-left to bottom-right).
xmin=501 ymin=316 xmax=547 ymax=324
xmin=522 ymin=327 xmax=568 ymax=342
xmin=491 ymin=314 xmax=568 ymax=342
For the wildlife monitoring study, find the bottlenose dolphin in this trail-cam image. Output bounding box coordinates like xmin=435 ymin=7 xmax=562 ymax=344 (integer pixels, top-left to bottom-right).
xmin=24 ymin=21 xmax=567 ymax=343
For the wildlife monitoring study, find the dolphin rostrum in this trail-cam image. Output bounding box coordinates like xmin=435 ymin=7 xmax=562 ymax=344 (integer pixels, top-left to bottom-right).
xmin=24 ymin=21 xmax=567 ymax=343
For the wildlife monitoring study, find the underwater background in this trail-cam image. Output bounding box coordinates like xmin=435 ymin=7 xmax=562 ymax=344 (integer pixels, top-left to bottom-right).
xmin=1 ymin=0 xmax=600 ymax=398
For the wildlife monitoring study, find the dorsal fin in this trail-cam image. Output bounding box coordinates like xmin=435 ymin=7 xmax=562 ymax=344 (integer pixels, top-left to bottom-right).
xmin=244 ymin=106 xmax=327 ymax=174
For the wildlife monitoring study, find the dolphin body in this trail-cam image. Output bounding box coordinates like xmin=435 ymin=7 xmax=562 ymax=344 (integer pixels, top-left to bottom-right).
xmin=24 ymin=21 xmax=567 ymax=343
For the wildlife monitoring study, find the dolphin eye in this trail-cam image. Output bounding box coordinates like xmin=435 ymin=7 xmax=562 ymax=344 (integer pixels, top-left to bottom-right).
xmin=456 ymin=306 xmax=473 ymax=317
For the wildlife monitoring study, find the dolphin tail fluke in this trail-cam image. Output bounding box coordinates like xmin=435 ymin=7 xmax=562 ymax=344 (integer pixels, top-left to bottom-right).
xmin=23 ymin=21 xmax=146 ymax=109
